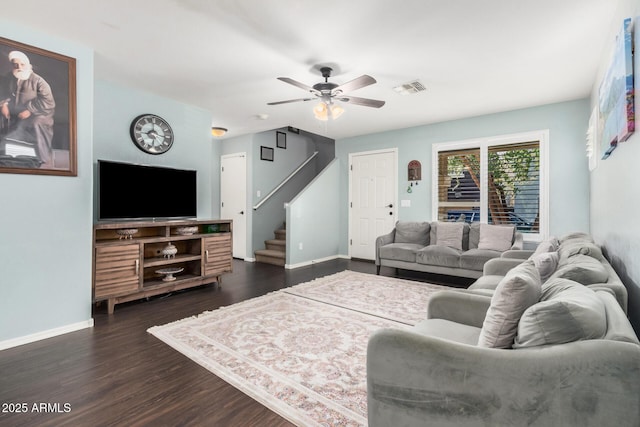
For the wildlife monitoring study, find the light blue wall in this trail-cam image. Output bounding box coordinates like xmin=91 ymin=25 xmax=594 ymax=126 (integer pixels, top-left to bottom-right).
xmin=287 ymin=159 xmax=341 ymax=266
xmin=336 ymin=99 xmax=591 ymax=255
xmin=0 ymin=20 xmax=94 ymax=343
xmin=590 ymin=2 xmax=640 ymax=331
xmin=93 ymin=80 xmax=218 ymax=220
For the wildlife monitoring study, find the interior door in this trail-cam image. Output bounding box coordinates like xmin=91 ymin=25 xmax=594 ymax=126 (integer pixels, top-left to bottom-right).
xmin=221 ymin=153 xmax=247 ymax=259
xmin=350 ymin=149 xmax=397 ymax=260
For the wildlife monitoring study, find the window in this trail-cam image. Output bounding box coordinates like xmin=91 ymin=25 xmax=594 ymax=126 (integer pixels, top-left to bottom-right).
xmin=433 ymin=131 xmax=548 ymax=241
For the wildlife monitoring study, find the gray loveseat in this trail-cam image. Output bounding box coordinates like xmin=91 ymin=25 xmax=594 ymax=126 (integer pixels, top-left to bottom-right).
xmin=376 ymin=221 xmax=523 ymax=279
xmin=367 ymin=256 xmax=640 ymax=426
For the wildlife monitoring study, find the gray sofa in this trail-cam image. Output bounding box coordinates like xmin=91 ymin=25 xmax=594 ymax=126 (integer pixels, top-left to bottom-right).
xmin=376 ymin=221 xmax=523 ymax=279
xmin=367 ymin=256 xmax=640 ymax=426
xmin=470 ymin=232 xmax=629 ymax=312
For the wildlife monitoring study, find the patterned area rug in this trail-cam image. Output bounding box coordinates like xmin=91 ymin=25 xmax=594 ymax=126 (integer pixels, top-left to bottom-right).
xmin=285 ymin=270 xmax=453 ymax=325
xmin=148 ymin=270 xmax=454 ymax=426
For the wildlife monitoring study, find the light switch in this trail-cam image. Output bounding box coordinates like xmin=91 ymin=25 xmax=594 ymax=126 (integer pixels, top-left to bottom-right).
xmin=401 ymin=199 xmax=411 ymax=207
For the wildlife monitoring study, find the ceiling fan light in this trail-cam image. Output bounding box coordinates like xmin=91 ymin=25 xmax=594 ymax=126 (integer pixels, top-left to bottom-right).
xmin=330 ymin=104 xmax=344 ymax=119
xmin=313 ymin=102 xmax=329 ymax=121
xmin=211 ymin=127 xmax=227 ymax=137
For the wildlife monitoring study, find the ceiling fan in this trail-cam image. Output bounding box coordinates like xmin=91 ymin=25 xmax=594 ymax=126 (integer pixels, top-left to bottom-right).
xmin=267 ymin=67 xmax=385 ymax=119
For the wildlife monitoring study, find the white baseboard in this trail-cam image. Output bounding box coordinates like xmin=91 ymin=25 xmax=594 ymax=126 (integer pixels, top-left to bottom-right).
xmin=285 ymin=254 xmax=349 ymax=270
xmin=244 ymin=257 xmax=256 ymax=262
xmin=0 ymin=319 xmax=94 ymax=351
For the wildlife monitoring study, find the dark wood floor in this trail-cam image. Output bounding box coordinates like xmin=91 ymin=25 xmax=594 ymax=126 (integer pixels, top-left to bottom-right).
xmin=0 ymin=259 xmax=472 ymax=427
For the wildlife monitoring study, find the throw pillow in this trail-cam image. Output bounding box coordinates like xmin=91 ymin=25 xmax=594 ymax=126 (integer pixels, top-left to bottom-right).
xmin=513 ymin=278 xmax=607 ymax=348
xmin=394 ymin=221 xmax=430 ymax=246
xmin=435 ymin=222 xmax=464 ymax=250
xmin=551 ymin=254 xmax=608 ymax=285
xmin=477 ymin=260 xmax=542 ymax=349
xmin=558 ymin=241 xmax=604 ymax=263
xmin=477 ymin=224 xmax=515 ymax=252
xmin=532 ymin=236 xmax=559 ymax=256
xmin=531 ymin=251 xmax=559 ymax=282
xmin=559 ymin=232 xmax=594 ymax=244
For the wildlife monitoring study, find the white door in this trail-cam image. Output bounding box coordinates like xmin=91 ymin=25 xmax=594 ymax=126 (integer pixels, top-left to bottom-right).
xmin=350 ymin=149 xmax=397 ymax=260
xmin=221 ymin=153 xmax=247 ymax=259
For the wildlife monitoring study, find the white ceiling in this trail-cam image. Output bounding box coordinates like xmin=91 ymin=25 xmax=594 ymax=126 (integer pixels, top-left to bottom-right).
xmin=2 ymin=0 xmax=620 ymax=140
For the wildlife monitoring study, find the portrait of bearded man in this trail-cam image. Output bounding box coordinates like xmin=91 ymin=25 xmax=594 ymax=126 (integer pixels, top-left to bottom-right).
xmin=0 ymin=50 xmax=56 ymax=168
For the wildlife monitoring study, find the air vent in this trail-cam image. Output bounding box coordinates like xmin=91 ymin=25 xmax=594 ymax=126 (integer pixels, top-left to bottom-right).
xmin=393 ymin=80 xmax=427 ymax=95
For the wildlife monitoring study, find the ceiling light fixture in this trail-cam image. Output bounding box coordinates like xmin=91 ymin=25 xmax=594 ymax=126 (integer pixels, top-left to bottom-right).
xmin=313 ymin=101 xmax=344 ymax=121
xmin=211 ymin=127 xmax=227 ymax=137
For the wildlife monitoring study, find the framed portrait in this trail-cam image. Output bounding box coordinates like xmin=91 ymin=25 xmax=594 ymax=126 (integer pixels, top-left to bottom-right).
xmin=260 ymin=146 xmax=274 ymax=161
xmin=0 ymin=36 xmax=77 ymax=176
xmin=276 ymin=131 xmax=286 ymax=149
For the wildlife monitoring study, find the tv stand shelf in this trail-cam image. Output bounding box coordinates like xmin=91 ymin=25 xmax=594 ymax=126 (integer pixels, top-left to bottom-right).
xmin=93 ymin=219 xmax=232 ymax=314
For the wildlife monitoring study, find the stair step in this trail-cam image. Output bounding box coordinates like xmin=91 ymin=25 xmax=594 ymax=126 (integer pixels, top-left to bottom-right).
xmin=274 ymin=229 xmax=286 ymax=240
xmin=255 ymin=249 xmax=285 ymax=266
xmin=265 ymin=239 xmax=286 ymax=251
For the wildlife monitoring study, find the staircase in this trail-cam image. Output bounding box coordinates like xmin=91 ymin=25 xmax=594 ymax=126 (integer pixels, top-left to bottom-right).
xmin=255 ymin=225 xmax=286 ymax=266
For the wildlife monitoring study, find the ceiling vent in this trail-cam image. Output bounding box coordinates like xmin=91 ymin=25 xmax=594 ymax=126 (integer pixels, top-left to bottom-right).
xmin=393 ymin=80 xmax=427 ymax=95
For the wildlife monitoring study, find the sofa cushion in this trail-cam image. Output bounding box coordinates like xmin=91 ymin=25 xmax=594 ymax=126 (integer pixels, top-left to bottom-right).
xmin=478 ymin=224 xmax=515 ymax=252
xmin=531 ymin=251 xmax=559 ymax=282
xmin=379 ymin=243 xmax=423 ymax=263
xmin=597 ymin=290 xmax=640 ymax=344
xmin=513 ymin=278 xmax=607 ymax=348
xmin=434 ymin=221 xmax=465 ymax=250
xmin=533 ymin=236 xmax=559 ymax=255
xmin=558 ymin=241 xmax=604 ymax=263
xmin=459 ymin=248 xmax=501 ymax=271
xmin=394 ymin=221 xmax=430 ymax=246
xmin=416 ymin=245 xmax=461 ymax=268
xmin=477 ymin=260 xmax=542 ymax=348
xmin=550 ymin=254 xmax=608 ymax=285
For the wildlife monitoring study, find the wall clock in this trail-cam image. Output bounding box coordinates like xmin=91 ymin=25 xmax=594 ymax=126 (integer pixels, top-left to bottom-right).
xmin=130 ymin=114 xmax=174 ymax=154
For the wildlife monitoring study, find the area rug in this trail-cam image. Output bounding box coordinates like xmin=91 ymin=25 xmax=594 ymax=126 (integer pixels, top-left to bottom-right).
xmin=284 ymin=270 xmax=453 ymax=325
xmin=148 ymin=271 xmax=455 ymax=426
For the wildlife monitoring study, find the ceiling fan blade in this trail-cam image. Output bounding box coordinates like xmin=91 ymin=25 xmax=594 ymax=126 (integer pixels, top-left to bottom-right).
xmin=277 ymin=77 xmax=319 ymax=94
xmin=267 ymin=98 xmax=315 ymax=105
xmin=333 ymin=75 xmax=376 ymax=94
xmin=338 ymin=96 xmax=386 ymax=108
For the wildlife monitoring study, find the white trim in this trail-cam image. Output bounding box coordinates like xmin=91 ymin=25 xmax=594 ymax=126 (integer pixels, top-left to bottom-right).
xmin=432 ymin=130 xmax=549 ymax=242
xmin=244 ymin=257 xmax=256 ymax=262
xmin=348 ymin=148 xmax=398 ymax=259
xmin=0 ymin=319 xmax=94 ymax=351
xmin=285 ymin=254 xmax=349 ymax=270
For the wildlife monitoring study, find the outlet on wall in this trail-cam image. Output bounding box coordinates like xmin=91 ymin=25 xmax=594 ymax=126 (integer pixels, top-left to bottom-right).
xmin=298 ymin=242 xmax=303 ymax=250
xmin=257 ymin=190 xmax=261 ymax=197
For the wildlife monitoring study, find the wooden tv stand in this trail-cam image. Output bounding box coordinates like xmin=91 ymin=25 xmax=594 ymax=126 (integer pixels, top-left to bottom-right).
xmin=93 ymin=219 xmax=232 ymax=314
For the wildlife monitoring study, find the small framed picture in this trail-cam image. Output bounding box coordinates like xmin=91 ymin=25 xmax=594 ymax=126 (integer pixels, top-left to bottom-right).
xmin=276 ymin=131 xmax=286 ymax=149
xmin=260 ymin=146 xmax=274 ymax=161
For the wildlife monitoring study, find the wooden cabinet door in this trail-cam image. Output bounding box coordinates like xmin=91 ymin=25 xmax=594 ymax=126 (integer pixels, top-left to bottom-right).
xmin=94 ymin=244 xmax=140 ymax=300
xmin=202 ymin=234 xmax=232 ymax=277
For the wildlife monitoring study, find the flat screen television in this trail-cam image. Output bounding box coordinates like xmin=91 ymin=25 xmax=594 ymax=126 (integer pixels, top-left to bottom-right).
xmin=98 ymin=160 xmax=197 ymax=221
